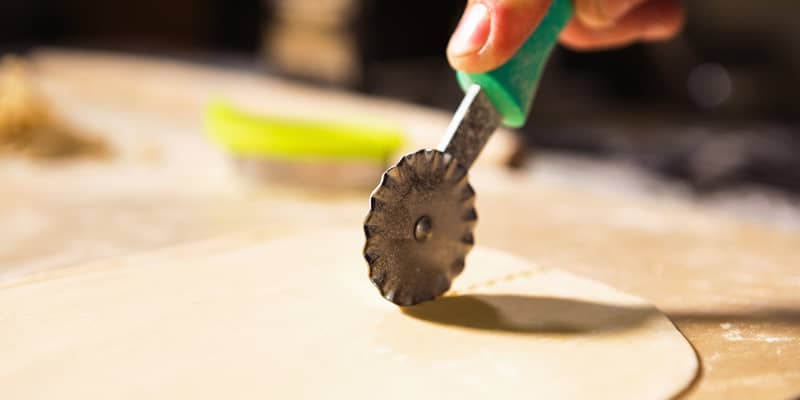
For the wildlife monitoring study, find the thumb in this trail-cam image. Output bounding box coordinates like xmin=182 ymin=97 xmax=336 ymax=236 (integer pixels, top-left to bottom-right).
xmin=447 ymin=0 xmax=553 ymax=73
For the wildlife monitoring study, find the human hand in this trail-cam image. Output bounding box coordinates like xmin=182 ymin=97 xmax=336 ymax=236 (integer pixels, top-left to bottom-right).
xmin=447 ymin=0 xmax=684 ymax=73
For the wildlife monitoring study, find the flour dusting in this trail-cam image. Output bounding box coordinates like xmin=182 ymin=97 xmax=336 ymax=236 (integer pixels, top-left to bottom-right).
xmin=721 ymin=326 xmax=795 ymax=343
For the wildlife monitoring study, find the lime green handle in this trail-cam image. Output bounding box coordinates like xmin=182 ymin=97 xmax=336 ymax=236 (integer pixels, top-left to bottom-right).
xmin=456 ymin=0 xmax=573 ymax=128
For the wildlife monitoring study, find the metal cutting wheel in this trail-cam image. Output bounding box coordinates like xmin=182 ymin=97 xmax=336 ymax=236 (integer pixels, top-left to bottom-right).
xmin=363 ymin=149 xmax=477 ymax=306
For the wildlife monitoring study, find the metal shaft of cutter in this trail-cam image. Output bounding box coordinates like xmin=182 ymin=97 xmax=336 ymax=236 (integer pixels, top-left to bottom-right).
xmin=438 ymin=84 xmax=502 ymax=170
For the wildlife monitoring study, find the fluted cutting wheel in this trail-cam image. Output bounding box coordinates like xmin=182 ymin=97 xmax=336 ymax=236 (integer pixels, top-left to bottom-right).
xmin=363 ymin=149 xmax=477 ymax=306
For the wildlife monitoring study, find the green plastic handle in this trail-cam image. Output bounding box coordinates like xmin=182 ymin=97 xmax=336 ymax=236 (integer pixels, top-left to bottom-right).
xmin=456 ymin=0 xmax=573 ymax=128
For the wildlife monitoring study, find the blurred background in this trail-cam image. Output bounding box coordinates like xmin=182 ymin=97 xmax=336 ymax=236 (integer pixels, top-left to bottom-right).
xmin=1 ymin=0 xmax=799 ymax=196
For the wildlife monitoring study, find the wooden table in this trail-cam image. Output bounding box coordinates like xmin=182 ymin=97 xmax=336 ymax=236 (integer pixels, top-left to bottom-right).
xmin=2 ymin=50 xmax=798 ymax=399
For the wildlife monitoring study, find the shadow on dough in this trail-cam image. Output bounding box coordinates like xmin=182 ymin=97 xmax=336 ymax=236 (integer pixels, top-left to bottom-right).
xmin=402 ymin=294 xmax=659 ymax=335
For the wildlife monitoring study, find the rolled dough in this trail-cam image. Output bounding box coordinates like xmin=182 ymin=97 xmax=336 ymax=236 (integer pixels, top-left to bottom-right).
xmin=0 ymin=230 xmax=697 ymax=399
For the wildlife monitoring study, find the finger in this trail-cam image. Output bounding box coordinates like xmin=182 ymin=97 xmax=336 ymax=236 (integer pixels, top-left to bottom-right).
xmin=575 ymin=0 xmax=648 ymax=29
xmin=560 ymin=0 xmax=684 ymax=51
xmin=448 ymin=0 xmax=553 ymax=73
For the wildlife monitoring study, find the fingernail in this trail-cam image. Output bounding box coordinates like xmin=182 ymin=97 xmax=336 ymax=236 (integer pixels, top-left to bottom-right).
xmin=448 ymin=3 xmax=491 ymax=57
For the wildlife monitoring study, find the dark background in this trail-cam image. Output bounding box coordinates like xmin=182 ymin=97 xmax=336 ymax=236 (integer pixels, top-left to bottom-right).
xmin=2 ymin=0 xmax=799 ymax=194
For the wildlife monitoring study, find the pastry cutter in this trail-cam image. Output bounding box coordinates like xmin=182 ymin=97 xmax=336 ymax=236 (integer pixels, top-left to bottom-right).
xmin=364 ymin=0 xmax=573 ymax=306
xmin=205 ymin=100 xmax=405 ymax=188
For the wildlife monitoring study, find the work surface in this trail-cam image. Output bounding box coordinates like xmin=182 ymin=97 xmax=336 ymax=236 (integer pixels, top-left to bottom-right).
xmin=1 ymin=50 xmax=799 ymax=399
